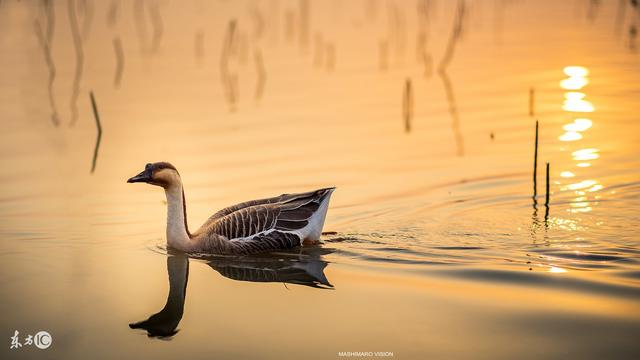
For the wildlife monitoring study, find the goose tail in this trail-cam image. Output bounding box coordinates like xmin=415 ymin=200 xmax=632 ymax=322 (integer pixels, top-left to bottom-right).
xmin=300 ymin=187 xmax=335 ymax=242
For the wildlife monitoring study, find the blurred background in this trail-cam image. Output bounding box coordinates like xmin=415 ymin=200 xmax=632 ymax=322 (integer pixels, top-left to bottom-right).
xmin=1 ymin=0 xmax=639 ymax=359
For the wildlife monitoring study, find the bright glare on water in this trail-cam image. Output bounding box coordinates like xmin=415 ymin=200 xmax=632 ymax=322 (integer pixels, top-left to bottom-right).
xmin=0 ymin=0 xmax=639 ymax=359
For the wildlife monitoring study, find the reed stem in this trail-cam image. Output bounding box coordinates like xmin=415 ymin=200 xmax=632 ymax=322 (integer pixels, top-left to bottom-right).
xmin=533 ymin=120 xmax=539 ymax=198
xmin=545 ymin=162 xmax=550 ymax=207
xmin=403 ymin=78 xmax=413 ymax=133
xmin=529 ymin=87 xmax=535 ymax=116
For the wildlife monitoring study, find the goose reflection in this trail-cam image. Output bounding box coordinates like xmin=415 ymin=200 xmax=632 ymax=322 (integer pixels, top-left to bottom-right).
xmin=129 ymin=253 xmax=188 ymax=338
xmin=129 ymin=247 xmax=333 ymax=338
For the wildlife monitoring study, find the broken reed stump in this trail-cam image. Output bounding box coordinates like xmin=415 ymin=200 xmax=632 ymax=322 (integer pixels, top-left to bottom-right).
xmin=403 ymin=78 xmax=413 ymax=133
xmin=529 ymin=87 xmax=535 ymax=116
xmin=90 ymin=91 xmax=102 ymax=173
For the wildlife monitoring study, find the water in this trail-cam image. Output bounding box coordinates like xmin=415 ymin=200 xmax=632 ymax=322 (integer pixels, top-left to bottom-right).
xmin=1 ymin=0 xmax=639 ymax=358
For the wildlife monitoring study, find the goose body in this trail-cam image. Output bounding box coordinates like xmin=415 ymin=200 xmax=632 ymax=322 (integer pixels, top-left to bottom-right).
xmin=127 ymin=162 xmax=335 ymax=255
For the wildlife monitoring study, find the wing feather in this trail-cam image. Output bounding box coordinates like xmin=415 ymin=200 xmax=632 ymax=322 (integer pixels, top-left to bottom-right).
xmin=198 ymin=188 xmax=335 ymax=252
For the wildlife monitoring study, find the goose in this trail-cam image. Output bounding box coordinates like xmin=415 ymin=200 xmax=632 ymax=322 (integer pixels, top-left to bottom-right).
xmin=127 ymin=162 xmax=335 ymax=255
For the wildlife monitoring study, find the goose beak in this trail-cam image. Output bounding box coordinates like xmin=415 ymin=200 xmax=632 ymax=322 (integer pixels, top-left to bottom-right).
xmin=127 ymin=168 xmax=153 ymax=183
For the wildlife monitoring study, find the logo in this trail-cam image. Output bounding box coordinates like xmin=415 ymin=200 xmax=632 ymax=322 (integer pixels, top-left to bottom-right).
xmin=9 ymin=330 xmax=52 ymax=350
xmin=34 ymin=331 xmax=52 ymax=349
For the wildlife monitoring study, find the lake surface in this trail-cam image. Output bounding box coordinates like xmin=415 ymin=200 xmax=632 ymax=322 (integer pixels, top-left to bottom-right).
xmin=1 ymin=0 xmax=639 ymax=358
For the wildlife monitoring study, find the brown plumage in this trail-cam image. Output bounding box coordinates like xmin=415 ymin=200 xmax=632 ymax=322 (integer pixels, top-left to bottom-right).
xmin=128 ymin=162 xmax=335 ymax=255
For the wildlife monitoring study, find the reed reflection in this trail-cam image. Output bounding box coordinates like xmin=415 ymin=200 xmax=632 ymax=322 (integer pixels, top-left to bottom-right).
xmin=133 ymin=0 xmax=148 ymax=54
xmin=437 ymin=0 xmax=466 ymax=156
xmin=148 ymin=0 xmax=163 ymax=54
xmin=220 ymin=19 xmax=239 ymax=112
xmin=416 ymin=0 xmax=433 ymax=78
xmin=34 ymin=0 xmax=59 ymax=126
xmin=67 ymin=0 xmax=84 ymax=126
xmin=254 ymin=49 xmax=266 ymax=101
xmin=112 ymin=37 xmax=124 ymax=88
xmin=106 ymin=0 xmax=118 ymax=28
xmin=129 ymin=248 xmax=333 ymax=338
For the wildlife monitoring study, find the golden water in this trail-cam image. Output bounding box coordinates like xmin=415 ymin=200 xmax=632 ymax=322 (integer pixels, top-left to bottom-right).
xmin=1 ymin=0 xmax=639 ymax=358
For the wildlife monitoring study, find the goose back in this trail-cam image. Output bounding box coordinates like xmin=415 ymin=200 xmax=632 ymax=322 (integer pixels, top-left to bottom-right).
xmin=193 ymin=188 xmax=334 ymax=254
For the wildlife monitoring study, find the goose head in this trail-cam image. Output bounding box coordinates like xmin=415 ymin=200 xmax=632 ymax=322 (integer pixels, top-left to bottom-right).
xmin=127 ymin=162 xmax=180 ymax=188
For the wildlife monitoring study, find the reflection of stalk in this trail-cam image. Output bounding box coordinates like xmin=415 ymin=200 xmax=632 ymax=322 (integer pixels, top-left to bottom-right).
xmin=438 ymin=0 xmax=465 ymax=156
xmin=416 ymin=0 xmax=431 ymax=64
xmin=228 ymin=75 xmax=238 ymax=111
xmin=544 ymin=162 xmax=550 ymax=217
xmin=148 ymin=0 xmax=163 ymax=54
xmin=439 ymin=72 xmax=464 ymax=156
xmin=78 ymin=0 xmax=94 ymax=41
xmin=44 ymin=0 xmax=55 ymax=43
xmin=416 ymin=13 xmax=433 ymax=78
xmin=90 ymin=91 xmax=102 ymax=174
xmin=220 ymin=20 xmax=238 ymax=111
xmin=254 ymin=49 xmax=266 ymax=101
xmin=107 ymin=0 xmax=118 ymax=28
xmin=68 ymin=0 xmax=84 ymax=127
xmin=438 ymin=0 xmax=465 ymax=72
xmin=113 ymin=37 xmax=124 ymax=88
xmin=34 ymin=19 xmax=59 ymax=126
xmin=298 ymin=0 xmax=309 ymax=51
xmin=531 ymin=203 xmax=540 ymax=241
xmin=133 ymin=0 xmax=148 ymax=54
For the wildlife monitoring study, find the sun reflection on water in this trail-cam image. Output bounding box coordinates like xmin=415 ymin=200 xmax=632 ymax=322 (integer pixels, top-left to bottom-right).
xmin=564 ymin=66 xmax=589 ymax=77
xmin=559 ymin=131 xmax=583 ymax=141
xmin=562 ymin=99 xmax=594 ymax=112
xmin=565 ymin=180 xmax=597 ymax=191
xmin=572 ymin=148 xmax=599 ymax=161
xmin=562 ymin=91 xmax=595 ymax=113
xmin=549 ymin=266 xmax=568 ymax=274
xmin=559 ymin=66 xmax=589 ymax=91
xmin=557 ymin=65 xmax=603 ymax=217
xmin=563 ymin=118 xmax=592 ymax=132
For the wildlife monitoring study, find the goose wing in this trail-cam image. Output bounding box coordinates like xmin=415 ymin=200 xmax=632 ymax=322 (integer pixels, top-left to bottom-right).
xmin=202 ymin=188 xmax=334 ymax=252
xmin=204 ymin=194 xmax=286 ymax=223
